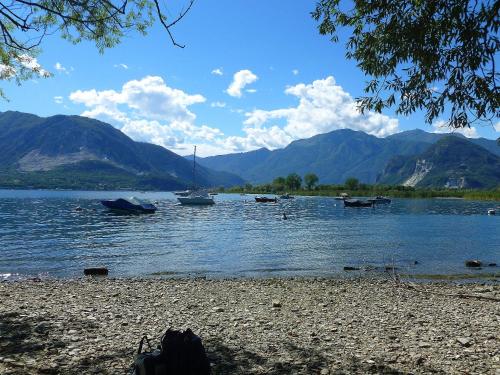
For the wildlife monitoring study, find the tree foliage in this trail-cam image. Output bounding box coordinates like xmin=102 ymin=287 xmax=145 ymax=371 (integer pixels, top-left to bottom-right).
xmin=344 ymin=177 xmax=359 ymax=190
xmin=313 ymin=0 xmax=499 ymax=129
xmin=0 ymin=0 xmax=194 ymax=96
xmin=304 ymin=173 xmax=319 ymax=190
xmin=272 ymin=176 xmax=286 ymax=191
xmin=285 ymin=173 xmax=302 ymax=191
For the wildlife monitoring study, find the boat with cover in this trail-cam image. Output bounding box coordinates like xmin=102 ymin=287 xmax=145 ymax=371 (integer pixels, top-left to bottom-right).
xmin=178 ymin=146 xmax=215 ymax=205
xmin=343 ymin=199 xmax=373 ymax=208
xmin=368 ymin=196 xmax=391 ymax=204
xmin=101 ymin=197 xmax=157 ymax=213
xmin=255 ymin=196 xmax=278 ymax=203
xmin=174 ymin=190 xmax=191 ymax=197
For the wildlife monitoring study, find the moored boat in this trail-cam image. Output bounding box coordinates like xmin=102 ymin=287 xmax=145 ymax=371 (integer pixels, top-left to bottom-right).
xmin=343 ymin=199 xmax=373 ymax=208
xmin=174 ymin=190 xmax=191 ymax=197
xmin=101 ymin=197 xmax=157 ymax=213
xmin=368 ymin=196 xmax=391 ymax=204
xmin=178 ymin=190 xmax=215 ymax=205
xmin=255 ymin=196 xmax=277 ymax=203
xmin=280 ymin=193 xmax=294 ymax=199
xmin=334 ymin=193 xmax=351 ymax=200
xmin=177 ymin=146 xmax=215 ymax=206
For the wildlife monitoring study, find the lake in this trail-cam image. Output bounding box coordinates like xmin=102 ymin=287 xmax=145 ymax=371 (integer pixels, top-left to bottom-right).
xmin=0 ymin=189 xmax=498 ymax=280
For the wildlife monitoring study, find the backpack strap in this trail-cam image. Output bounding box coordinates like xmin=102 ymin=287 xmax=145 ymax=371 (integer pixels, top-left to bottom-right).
xmin=137 ymin=335 xmax=153 ymax=355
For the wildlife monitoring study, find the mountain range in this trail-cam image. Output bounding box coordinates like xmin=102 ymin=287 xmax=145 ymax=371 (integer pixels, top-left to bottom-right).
xmin=198 ymin=129 xmax=500 ymax=188
xmin=0 ymin=110 xmax=498 ymax=190
xmin=378 ymin=136 xmax=500 ymax=188
xmin=0 ymin=111 xmax=244 ymax=190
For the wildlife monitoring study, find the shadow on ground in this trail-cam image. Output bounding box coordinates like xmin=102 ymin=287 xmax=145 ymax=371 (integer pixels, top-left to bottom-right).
xmin=206 ymin=337 xmax=443 ymax=374
xmin=0 ymin=313 xmax=443 ymax=374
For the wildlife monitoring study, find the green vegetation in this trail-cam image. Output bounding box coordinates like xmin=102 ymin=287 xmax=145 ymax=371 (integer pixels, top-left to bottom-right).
xmin=304 ymin=173 xmax=319 ymax=190
xmin=313 ymin=0 xmax=499 ymax=130
xmin=0 ymin=1 xmax=193 ymax=97
xmin=224 ymin=174 xmax=500 ymax=201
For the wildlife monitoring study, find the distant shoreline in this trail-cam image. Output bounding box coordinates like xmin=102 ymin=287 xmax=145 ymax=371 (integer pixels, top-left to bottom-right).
xmin=225 ymin=189 xmax=500 ymax=201
xmin=0 ymin=187 xmax=499 ymax=201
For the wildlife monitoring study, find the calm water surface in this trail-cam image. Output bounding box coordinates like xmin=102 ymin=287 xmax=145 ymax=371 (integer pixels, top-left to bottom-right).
xmin=0 ymin=190 xmax=498 ymax=279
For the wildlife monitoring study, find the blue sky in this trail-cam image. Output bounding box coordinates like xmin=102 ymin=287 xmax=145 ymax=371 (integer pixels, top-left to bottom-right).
xmin=1 ymin=0 xmax=498 ymax=156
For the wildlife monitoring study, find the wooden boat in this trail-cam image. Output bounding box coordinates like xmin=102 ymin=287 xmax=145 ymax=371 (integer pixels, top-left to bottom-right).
xmin=343 ymin=199 xmax=373 ymax=208
xmin=101 ymin=197 xmax=157 ymax=213
xmin=255 ymin=196 xmax=277 ymax=203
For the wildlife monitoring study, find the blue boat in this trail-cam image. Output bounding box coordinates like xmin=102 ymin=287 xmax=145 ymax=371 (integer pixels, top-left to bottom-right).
xmin=101 ymin=197 xmax=157 ymax=213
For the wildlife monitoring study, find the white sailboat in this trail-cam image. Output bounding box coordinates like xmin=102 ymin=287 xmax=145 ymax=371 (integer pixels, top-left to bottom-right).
xmin=177 ymin=146 xmax=215 ymax=205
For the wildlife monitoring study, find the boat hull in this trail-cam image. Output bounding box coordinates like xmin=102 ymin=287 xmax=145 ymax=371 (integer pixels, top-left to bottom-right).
xmin=343 ymin=199 xmax=373 ymax=208
xmin=101 ymin=199 xmax=157 ymax=213
xmin=255 ymin=197 xmax=277 ymax=203
xmin=177 ymin=197 xmax=215 ymax=205
xmin=368 ymin=197 xmax=391 ymax=204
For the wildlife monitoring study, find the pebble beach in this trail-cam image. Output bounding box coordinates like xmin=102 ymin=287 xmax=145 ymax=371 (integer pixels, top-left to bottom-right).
xmin=0 ymin=278 xmax=498 ymax=374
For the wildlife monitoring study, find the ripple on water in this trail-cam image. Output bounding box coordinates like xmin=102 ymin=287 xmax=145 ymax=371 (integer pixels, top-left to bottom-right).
xmin=0 ymin=191 xmax=498 ymax=279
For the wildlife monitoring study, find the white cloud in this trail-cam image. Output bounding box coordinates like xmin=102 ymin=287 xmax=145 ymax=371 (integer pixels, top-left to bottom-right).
xmin=246 ymin=89 xmax=257 ymax=94
xmin=54 ymin=96 xmax=63 ymax=104
xmin=211 ymin=68 xmax=223 ymax=76
xmin=226 ymin=70 xmax=258 ymax=98
xmin=432 ymin=120 xmax=479 ymax=138
xmin=114 ymin=63 xmax=129 ymax=70
xmin=69 ymin=76 xmax=224 ymax=155
xmin=210 ymin=101 xmax=226 ymax=108
xmin=292 ymin=69 xmax=299 ymax=76
xmin=241 ymin=76 xmax=399 ymax=149
xmin=494 ymin=122 xmax=500 ymax=132
xmin=18 ymin=55 xmax=50 ymax=77
xmin=69 ymin=75 xmax=401 ymax=157
xmin=54 ymin=62 xmax=68 ymax=74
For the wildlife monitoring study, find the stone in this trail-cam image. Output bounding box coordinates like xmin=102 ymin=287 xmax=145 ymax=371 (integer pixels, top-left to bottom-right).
xmin=83 ymin=267 xmax=108 ymax=276
xmin=272 ymin=300 xmax=281 ymax=308
xmin=343 ymin=266 xmax=360 ymax=271
xmin=465 ymin=260 xmax=481 ymax=268
xmin=456 ymin=337 xmax=473 ymax=347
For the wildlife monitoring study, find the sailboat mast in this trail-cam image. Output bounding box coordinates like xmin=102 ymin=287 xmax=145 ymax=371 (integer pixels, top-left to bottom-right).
xmin=193 ymin=145 xmax=196 ymax=189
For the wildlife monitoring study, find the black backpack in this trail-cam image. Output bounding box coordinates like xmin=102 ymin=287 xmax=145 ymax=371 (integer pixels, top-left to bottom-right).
xmin=134 ymin=328 xmax=210 ymax=375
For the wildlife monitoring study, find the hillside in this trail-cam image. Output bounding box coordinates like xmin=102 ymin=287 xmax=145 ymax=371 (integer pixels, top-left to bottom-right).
xmin=378 ymin=136 xmax=500 ymax=189
xmin=199 ymin=128 xmax=499 ymax=184
xmin=0 ymin=111 xmax=244 ymax=190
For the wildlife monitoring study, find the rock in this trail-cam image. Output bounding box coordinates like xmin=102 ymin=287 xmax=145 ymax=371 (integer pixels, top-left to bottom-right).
xmin=320 ymin=369 xmax=330 ymax=375
xmin=84 ymin=267 xmax=108 ymax=276
xmin=343 ymin=266 xmax=360 ymax=271
xmin=213 ymin=307 xmax=224 ymax=313
xmin=272 ymin=300 xmax=281 ymax=308
xmin=465 ymin=260 xmax=481 ymax=268
xmin=456 ymin=337 xmax=473 ymax=347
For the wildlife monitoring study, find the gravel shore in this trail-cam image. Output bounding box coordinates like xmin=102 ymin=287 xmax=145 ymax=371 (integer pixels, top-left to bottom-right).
xmin=0 ymin=278 xmax=498 ymax=374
